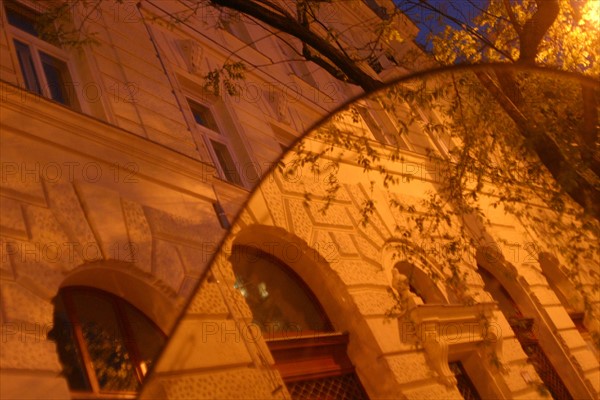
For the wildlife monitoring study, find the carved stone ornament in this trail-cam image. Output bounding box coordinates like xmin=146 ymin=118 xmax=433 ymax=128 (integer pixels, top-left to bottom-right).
xmin=265 ymin=90 xmax=290 ymax=124
xmin=406 ymin=302 xmax=501 ymax=386
xmin=423 ymin=334 xmax=457 ymax=386
xmin=391 ymin=269 xmax=423 ymax=309
xmin=177 ymin=39 xmax=203 ymax=74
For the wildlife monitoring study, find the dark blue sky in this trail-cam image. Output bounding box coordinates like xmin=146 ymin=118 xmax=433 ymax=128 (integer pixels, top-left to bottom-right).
xmin=394 ymin=1 xmax=488 ymax=50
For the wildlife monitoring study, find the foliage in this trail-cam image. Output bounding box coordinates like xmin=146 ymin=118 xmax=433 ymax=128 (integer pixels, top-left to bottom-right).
xmin=427 ymin=0 xmax=600 ymax=75
xmin=82 ymin=322 xmax=138 ymax=391
xmin=203 ymin=61 xmax=247 ymax=96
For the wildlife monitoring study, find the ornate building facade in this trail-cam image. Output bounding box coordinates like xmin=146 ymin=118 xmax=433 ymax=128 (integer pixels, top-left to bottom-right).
xmin=0 ymin=0 xmax=598 ymax=399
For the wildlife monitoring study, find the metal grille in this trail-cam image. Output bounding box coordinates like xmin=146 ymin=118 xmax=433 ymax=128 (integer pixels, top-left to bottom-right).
xmin=287 ymin=373 xmax=369 ymax=400
xmin=449 ymin=362 xmax=481 ymax=400
xmin=522 ymin=342 xmax=573 ymax=400
xmin=511 ymin=318 xmax=573 ymax=400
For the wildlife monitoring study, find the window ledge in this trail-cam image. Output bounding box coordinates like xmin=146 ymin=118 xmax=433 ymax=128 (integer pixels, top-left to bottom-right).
xmin=1 ymin=81 xmax=219 ymax=203
xmin=404 ymin=302 xmax=504 ymax=387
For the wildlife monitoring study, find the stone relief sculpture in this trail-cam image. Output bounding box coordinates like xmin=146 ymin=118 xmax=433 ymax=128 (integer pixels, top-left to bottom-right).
xmin=177 ymin=39 xmax=203 ymax=74
xmin=391 ymin=268 xmax=423 ymax=309
xmin=265 ymin=90 xmax=290 ymax=124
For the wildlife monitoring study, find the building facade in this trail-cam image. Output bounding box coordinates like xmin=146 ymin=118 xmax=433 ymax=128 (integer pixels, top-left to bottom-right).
xmin=0 ymin=0 xmax=598 ymax=399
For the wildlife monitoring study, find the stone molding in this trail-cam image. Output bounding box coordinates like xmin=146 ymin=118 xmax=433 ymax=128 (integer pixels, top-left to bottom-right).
xmin=405 ymin=302 xmax=500 ymax=387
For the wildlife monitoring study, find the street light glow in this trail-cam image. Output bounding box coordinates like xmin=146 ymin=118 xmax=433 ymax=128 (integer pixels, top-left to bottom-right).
xmin=581 ymin=0 xmax=600 ymax=27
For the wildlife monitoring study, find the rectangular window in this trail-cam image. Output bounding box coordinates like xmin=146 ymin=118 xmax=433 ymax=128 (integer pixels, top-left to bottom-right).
xmin=210 ymin=140 xmax=242 ymax=185
xmin=271 ymin=124 xmax=297 ymax=152
xmin=187 ymin=99 xmax=243 ymax=186
xmin=188 ymin=99 xmax=220 ymax=132
xmin=40 ymin=52 xmax=72 ymax=104
xmin=358 ymin=106 xmax=388 ymax=143
xmin=358 ymin=105 xmax=410 ymax=150
xmin=5 ymin=1 xmax=39 ymax=36
xmin=13 ymin=40 xmax=41 ymax=94
xmin=5 ymin=1 xmax=79 ymax=109
xmin=367 ymin=55 xmax=383 ymax=74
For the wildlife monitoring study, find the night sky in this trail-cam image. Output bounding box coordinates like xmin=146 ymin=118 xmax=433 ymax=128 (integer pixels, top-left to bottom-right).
xmin=394 ymin=0 xmax=489 ymax=50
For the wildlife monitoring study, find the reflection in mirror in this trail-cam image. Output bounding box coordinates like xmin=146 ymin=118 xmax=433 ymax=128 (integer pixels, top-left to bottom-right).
xmin=49 ymin=287 xmax=165 ymax=398
xmin=231 ymin=245 xmax=333 ymax=335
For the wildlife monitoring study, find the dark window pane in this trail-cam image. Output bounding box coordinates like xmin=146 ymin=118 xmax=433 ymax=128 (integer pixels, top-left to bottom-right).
xmin=51 ymin=288 xmax=166 ymax=396
xmin=449 ymin=361 xmax=482 ymax=400
xmin=49 ymin=296 xmax=90 ymax=391
xmin=121 ymin=302 xmax=165 ymax=376
xmin=188 ymin=100 xmax=220 ymax=132
xmin=210 ymin=140 xmax=242 ymax=185
xmin=13 ymin=40 xmax=41 ymax=94
xmin=71 ymin=291 xmax=139 ymax=393
xmin=231 ymin=246 xmax=333 ymax=334
xmin=5 ymin=3 xmax=39 ymax=36
xmin=40 ymin=52 xmax=72 ymax=106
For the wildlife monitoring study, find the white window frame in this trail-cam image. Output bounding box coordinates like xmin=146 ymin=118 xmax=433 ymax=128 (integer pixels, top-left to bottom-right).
xmin=186 ymin=97 xmax=245 ymax=187
xmin=3 ymin=0 xmax=82 ymax=110
xmin=149 ymin=23 xmax=255 ymax=188
xmin=356 ymin=101 xmax=412 ymax=150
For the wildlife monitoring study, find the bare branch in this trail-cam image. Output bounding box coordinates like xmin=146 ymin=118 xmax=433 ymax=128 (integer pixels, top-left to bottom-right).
xmin=209 ymin=0 xmax=383 ymax=91
xmin=502 ymin=0 xmax=522 ymax=34
xmin=416 ymin=0 xmax=516 ymax=62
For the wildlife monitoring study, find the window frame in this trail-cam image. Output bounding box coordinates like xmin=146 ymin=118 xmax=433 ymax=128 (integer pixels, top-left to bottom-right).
xmin=267 ymin=332 xmax=356 ymax=382
xmin=358 ymin=104 xmax=411 ymax=150
xmin=3 ymin=0 xmax=82 ymax=110
xmin=186 ymin=97 xmax=245 ymax=186
xmin=230 ymin=245 xmax=369 ymax=398
xmin=51 ymin=287 xmax=166 ymax=400
xmin=231 ymin=244 xmax=333 ymax=335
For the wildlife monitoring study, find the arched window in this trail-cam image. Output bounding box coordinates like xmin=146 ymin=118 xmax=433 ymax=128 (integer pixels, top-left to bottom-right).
xmin=49 ymin=287 xmax=165 ymax=399
xmin=478 ymin=267 xmax=574 ymax=400
xmin=231 ymin=245 xmax=369 ymax=399
xmin=394 ymin=261 xmax=446 ymax=304
xmin=232 ymin=246 xmax=332 ymax=335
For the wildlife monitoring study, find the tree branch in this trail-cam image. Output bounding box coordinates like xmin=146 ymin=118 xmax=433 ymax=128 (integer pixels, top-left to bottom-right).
xmin=502 ymin=0 xmax=522 ymax=35
xmin=209 ymin=0 xmax=384 ymax=91
xmin=415 ymin=0 xmax=516 ymax=62
xmin=301 ymin=44 xmax=348 ymax=81
xmin=518 ymin=0 xmax=559 ymax=63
